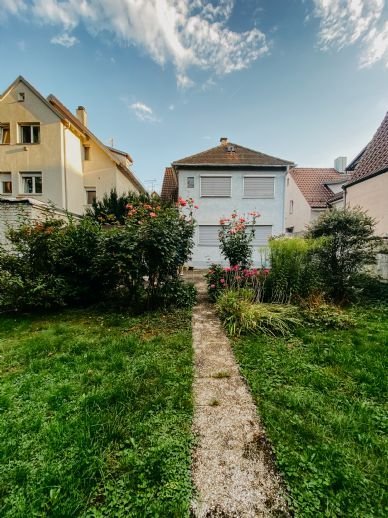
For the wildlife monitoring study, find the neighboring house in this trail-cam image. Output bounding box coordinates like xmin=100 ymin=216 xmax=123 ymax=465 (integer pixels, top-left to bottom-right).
xmin=0 ymin=76 xmax=144 ymax=224
xmin=344 ymin=112 xmax=388 ymax=236
xmin=285 ymin=160 xmax=350 ymax=234
xmin=163 ymin=137 xmax=294 ymax=267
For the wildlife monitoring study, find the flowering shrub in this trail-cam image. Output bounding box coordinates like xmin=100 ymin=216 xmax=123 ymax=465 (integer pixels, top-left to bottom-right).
xmin=206 ymin=263 xmax=270 ymax=301
xmin=0 ymin=196 xmax=198 ymax=311
xmin=219 ymin=211 xmax=259 ymax=268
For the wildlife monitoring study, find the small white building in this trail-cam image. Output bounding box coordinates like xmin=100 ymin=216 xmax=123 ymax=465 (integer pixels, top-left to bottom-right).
xmin=0 ymin=76 xmax=145 ymax=241
xmin=162 ymin=138 xmax=294 ymax=268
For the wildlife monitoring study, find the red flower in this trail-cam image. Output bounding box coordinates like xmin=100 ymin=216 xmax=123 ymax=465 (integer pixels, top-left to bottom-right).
xmin=178 ymin=197 xmax=187 ymax=207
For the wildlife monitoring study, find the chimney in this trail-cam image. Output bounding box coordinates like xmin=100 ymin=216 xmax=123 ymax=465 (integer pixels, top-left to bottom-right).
xmin=76 ymin=106 xmax=87 ymax=127
xmin=334 ymin=156 xmax=347 ymax=173
xmin=220 ymin=137 xmax=228 ymax=146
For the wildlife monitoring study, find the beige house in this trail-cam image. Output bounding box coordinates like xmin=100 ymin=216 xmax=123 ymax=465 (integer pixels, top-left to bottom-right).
xmin=344 ymin=112 xmax=388 ymax=237
xmin=0 ymin=76 xmax=144 ymax=219
xmin=285 ymin=164 xmax=350 ymax=234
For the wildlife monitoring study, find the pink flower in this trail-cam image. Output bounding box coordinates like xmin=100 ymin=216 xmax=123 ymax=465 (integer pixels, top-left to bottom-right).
xmin=220 ymin=278 xmax=225 ymax=284
xmin=149 ymin=212 xmax=157 ymax=217
xmin=210 ymin=284 xmax=216 ymax=289
xmin=178 ymin=197 xmax=187 ymax=207
xmin=224 ymin=267 xmax=231 ymax=272
xmin=194 ymin=205 xmax=199 ymax=209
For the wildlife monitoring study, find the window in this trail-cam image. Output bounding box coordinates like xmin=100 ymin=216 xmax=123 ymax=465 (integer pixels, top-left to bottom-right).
xmin=198 ymin=225 xmax=272 ymax=246
xmin=86 ymin=188 xmax=96 ymax=205
xmin=18 ymin=92 xmax=25 ymax=102
xmin=19 ymin=124 xmax=40 ymax=144
xmin=20 ymin=172 xmax=42 ymax=194
xmin=0 ymin=124 xmax=10 ymax=144
xmin=200 ymin=176 xmax=231 ymax=197
xmin=289 ymin=200 xmax=294 ymax=214
xmin=84 ymin=146 xmax=91 ymax=161
xmin=243 ymin=176 xmax=274 ymax=198
xmin=287 ymin=177 xmax=290 ymax=186
xmin=187 ymin=176 xmax=194 ymax=188
xmin=0 ymin=173 xmax=12 ymax=195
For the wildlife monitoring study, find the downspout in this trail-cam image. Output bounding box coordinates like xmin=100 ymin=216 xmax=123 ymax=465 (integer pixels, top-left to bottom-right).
xmin=282 ymin=166 xmax=289 ymax=234
xmin=62 ymin=123 xmax=69 ymax=211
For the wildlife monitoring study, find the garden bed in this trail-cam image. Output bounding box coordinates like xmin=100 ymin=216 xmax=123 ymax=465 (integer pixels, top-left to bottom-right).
xmin=0 ymin=309 xmax=193 ymax=516
xmin=233 ymin=304 xmax=388 ymax=516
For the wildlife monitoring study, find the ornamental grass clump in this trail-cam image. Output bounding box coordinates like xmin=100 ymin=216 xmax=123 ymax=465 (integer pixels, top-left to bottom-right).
xmin=216 ymin=289 xmax=301 ymax=337
xmin=219 ymin=210 xmax=259 ymax=268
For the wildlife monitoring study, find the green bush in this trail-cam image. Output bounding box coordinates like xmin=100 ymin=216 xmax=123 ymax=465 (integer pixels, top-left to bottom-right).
xmin=0 ymin=197 xmax=197 ymax=312
xmin=267 ymin=236 xmax=322 ymax=303
xmin=219 ymin=211 xmax=259 ymax=268
xmin=205 ymin=263 xmax=270 ymax=301
xmin=307 ymin=208 xmax=381 ymax=303
xmin=301 ymin=303 xmax=356 ymax=330
xmin=216 ymin=289 xmax=301 ymax=337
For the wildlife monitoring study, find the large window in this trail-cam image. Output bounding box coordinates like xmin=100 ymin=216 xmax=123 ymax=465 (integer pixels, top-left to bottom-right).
xmin=198 ymin=225 xmax=272 ymax=246
xmin=19 ymin=124 xmax=40 ymax=144
xmin=20 ymin=172 xmax=42 ymax=194
xmin=200 ymin=176 xmax=231 ymax=197
xmin=243 ymin=176 xmax=275 ymax=198
xmin=0 ymin=124 xmax=10 ymax=144
xmin=0 ymin=173 xmax=12 ymax=195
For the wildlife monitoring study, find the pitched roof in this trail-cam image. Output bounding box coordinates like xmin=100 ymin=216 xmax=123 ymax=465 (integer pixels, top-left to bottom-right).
xmin=346 ymin=112 xmax=388 ymax=187
xmin=161 ymin=167 xmax=178 ymax=202
xmin=290 ymin=168 xmax=351 ymax=208
xmin=48 ymin=95 xmax=145 ymax=193
xmin=173 ymin=141 xmax=294 ymax=167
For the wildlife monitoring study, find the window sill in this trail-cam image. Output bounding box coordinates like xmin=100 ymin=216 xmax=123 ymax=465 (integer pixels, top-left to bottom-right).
xmin=200 ymin=195 xmax=232 ymax=198
xmin=242 ymin=196 xmax=275 ymax=199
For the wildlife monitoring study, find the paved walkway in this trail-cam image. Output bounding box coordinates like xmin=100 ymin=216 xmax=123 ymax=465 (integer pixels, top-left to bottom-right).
xmin=188 ymin=272 xmax=289 ymax=517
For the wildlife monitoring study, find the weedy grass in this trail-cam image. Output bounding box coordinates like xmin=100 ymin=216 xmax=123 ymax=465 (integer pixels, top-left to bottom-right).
xmin=0 ymin=308 xmax=193 ymax=517
xmin=233 ymin=304 xmax=388 ymax=517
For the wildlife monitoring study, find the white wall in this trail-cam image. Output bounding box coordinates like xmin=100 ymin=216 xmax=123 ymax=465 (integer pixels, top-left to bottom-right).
xmin=284 ymin=173 xmax=312 ymax=233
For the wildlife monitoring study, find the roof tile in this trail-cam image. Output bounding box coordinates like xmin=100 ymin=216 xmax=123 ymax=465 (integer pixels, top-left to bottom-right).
xmin=291 ymin=168 xmax=351 ymax=208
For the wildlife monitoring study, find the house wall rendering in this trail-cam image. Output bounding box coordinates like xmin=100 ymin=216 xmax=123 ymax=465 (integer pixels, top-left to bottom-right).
xmin=285 ymin=173 xmax=312 ymax=233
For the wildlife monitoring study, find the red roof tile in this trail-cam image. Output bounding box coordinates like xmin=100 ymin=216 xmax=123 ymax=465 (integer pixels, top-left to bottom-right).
xmin=346 ymin=112 xmax=388 ymax=187
xmin=161 ymin=167 xmax=178 ymax=202
xmin=173 ymin=141 xmax=293 ymax=167
xmin=291 ymin=168 xmax=351 ymax=208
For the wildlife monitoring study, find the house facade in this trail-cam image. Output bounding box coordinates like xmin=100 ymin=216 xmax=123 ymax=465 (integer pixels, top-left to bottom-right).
xmin=285 ymin=164 xmax=350 ymax=234
xmin=163 ymin=138 xmax=294 ymax=268
xmin=344 ymin=112 xmax=388 ymax=237
xmin=0 ymin=76 xmax=144 ymax=220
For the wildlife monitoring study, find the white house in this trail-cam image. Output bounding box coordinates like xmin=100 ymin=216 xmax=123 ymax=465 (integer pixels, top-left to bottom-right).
xmin=162 ymin=137 xmax=294 ymax=267
xmin=0 ymin=76 xmax=145 ymax=242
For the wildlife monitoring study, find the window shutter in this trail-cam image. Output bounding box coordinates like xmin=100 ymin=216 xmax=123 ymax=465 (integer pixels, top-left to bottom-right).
xmin=201 ymin=176 xmax=231 ymax=197
xmin=244 ymin=177 xmax=274 ymax=198
xmin=250 ymin=225 xmax=272 ymax=246
xmin=198 ymin=226 xmax=220 ymax=246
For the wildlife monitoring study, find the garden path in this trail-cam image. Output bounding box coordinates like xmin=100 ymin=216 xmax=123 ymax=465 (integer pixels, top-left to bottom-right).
xmin=187 ymin=271 xmax=289 ymax=517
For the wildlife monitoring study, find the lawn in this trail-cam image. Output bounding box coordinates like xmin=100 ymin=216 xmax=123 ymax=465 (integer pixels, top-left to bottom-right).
xmin=234 ymin=303 xmax=388 ymax=517
xmin=0 ymin=309 xmax=193 ymax=517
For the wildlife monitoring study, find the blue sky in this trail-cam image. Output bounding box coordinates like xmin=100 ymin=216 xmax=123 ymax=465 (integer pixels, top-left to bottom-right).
xmin=1 ymin=0 xmax=387 ymax=191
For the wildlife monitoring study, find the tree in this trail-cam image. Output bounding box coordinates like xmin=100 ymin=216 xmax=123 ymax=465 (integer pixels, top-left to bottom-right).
xmin=306 ymin=207 xmax=381 ymax=302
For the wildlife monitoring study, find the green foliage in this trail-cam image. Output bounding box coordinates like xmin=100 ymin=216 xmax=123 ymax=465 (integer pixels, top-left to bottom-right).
xmin=301 ymin=303 xmax=356 ymax=330
xmin=0 ymin=309 xmax=193 ymax=516
xmin=0 ymin=197 xmax=197 ymax=312
xmin=234 ymin=304 xmax=388 ymax=517
xmin=268 ymin=236 xmax=322 ymax=303
xmin=216 ymin=289 xmax=301 ymax=337
xmin=307 ymin=208 xmax=381 ymax=303
xmin=218 ymin=211 xmax=259 ymax=268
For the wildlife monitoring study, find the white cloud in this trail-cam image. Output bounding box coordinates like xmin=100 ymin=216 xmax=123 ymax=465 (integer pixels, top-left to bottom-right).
xmin=312 ymin=0 xmax=388 ymax=67
xmin=129 ymin=101 xmax=158 ymax=122
xmin=51 ymin=32 xmax=79 ymax=47
xmin=2 ymin=0 xmax=268 ymax=85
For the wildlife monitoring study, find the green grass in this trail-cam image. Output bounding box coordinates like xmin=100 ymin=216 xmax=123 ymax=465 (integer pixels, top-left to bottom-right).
xmin=234 ymin=304 xmax=388 ymax=517
xmin=0 ymin=309 xmax=193 ymax=517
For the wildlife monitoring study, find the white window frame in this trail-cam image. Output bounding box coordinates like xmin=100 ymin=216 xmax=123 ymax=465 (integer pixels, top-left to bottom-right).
xmin=18 ymin=123 xmax=40 ymax=144
xmin=0 ymin=173 xmax=12 ymax=195
xmin=200 ymin=175 xmax=232 ymax=198
xmin=85 ymin=187 xmax=96 ymax=205
xmin=20 ymin=172 xmax=42 ymax=195
xmin=187 ymin=176 xmax=194 ymax=189
xmin=243 ymin=175 xmax=275 ymax=199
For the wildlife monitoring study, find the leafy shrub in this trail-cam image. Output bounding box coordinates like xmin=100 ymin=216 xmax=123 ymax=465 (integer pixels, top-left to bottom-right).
xmin=151 ymin=279 xmax=197 ymax=309
xmin=307 ymin=208 xmax=381 ymax=303
xmin=206 ymin=263 xmax=270 ymax=301
xmin=219 ymin=211 xmax=259 ymax=268
xmin=216 ymin=289 xmax=301 ymax=337
xmin=267 ymin=236 xmax=322 ymax=303
xmin=301 ymin=304 xmax=356 ymax=330
xmin=0 ymin=197 xmax=197 ymax=312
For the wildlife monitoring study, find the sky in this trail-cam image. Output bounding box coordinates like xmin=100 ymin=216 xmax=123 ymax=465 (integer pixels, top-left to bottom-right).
xmin=1 ymin=0 xmax=388 ymax=192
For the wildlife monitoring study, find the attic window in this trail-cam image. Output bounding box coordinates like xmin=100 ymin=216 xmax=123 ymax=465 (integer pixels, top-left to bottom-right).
xmin=18 ymin=92 xmax=25 ymax=102
xmin=0 ymin=124 xmax=10 ymax=144
xmin=227 ymin=145 xmax=235 ymax=152
xmin=84 ymin=146 xmax=91 ymax=161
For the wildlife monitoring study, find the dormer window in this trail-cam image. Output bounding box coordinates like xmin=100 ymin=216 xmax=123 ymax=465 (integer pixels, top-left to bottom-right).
xmin=0 ymin=124 xmax=10 ymax=144
xmin=19 ymin=123 xmax=40 ymax=144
